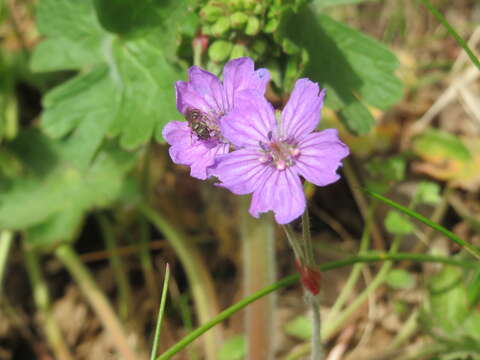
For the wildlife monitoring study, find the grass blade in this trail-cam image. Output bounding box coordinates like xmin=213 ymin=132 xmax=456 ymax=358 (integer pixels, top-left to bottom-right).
xmin=156 ymin=252 xmax=477 ymax=359
xmin=151 ymin=263 xmax=171 ymax=360
xmin=365 ymin=189 xmax=480 ymax=260
xmin=420 ymin=0 xmax=480 ymax=71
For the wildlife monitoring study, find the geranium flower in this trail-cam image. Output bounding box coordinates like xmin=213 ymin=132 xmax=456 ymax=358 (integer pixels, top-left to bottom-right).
xmin=162 ymin=57 xmax=269 ymax=180
xmin=211 ymin=78 xmax=349 ymax=224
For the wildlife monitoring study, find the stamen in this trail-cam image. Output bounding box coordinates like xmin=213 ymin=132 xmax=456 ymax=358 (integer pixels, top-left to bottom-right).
xmin=258 ymin=135 xmax=300 ymax=171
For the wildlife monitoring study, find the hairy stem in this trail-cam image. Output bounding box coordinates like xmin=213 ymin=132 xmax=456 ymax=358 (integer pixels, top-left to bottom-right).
xmin=241 ymin=197 xmax=276 ymax=360
xmin=158 ymin=251 xmax=474 ymax=360
xmin=307 ymin=292 xmax=323 ymax=360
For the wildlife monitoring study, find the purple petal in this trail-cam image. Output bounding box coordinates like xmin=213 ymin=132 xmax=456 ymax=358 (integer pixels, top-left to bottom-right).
xmin=211 ymin=148 xmax=272 ymax=195
xmin=176 ymin=81 xmax=212 ymax=114
xmin=162 ymin=121 xmax=229 ymax=180
xmin=281 ymin=78 xmax=325 ymax=139
xmin=249 ymin=168 xmax=306 ymax=224
xmin=294 ymin=129 xmax=349 ymax=186
xmin=220 ymin=93 xmax=276 ymax=148
xmin=222 ymin=57 xmax=270 ymax=109
xmin=176 ymin=66 xmax=226 ymax=115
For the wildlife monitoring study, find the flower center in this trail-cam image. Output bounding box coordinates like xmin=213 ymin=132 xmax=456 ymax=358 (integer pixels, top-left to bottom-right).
xmin=259 ymin=133 xmax=300 ymax=170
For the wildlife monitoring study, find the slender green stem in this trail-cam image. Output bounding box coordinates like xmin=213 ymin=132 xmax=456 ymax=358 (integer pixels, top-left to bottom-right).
xmin=55 ymin=244 xmax=138 ymax=360
xmin=140 ymin=203 xmax=223 ymax=360
xmin=302 ymin=210 xmax=315 ymax=267
xmin=0 ymin=231 xmax=14 ymax=293
xmin=150 ymin=264 xmax=171 ymax=360
xmin=241 ymin=198 xmax=276 ymax=360
xmin=326 ymin=219 xmax=371 ymax=323
xmin=97 ymin=214 xmax=132 ymax=320
xmin=24 ymin=246 xmax=74 ymax=360
xmin=365 ymin=189 xmax=480 ymax=260
xmin=282 ymin=224 xmax=304 ymax=261
xmin=157 ymin=252 xmax=475 ymax=360
xmin=193 ymin=39 xmax=203 ymax=67
xmin=157 ymin=274 xmax=298 ymax=360
xmin=322 ymin=235 xmax=402 ymax=339
xmin=419 ymin=0 xmax=480 ymax=72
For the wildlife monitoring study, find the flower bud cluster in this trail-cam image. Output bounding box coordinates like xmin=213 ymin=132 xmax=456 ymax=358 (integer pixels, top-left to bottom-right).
xmin=195 ymin=0 xmax=310 ymax=89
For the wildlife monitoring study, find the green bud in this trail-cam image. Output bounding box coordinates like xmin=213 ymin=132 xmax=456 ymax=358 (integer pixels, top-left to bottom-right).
xmin=230 ymin=44 xmax=247 ymax=59
xmin=241 ymin=0 xmax=256 ymax=10
xmin=264 ymin=18 xmax=279 ymax=33
xmin=245 ymin=16 xmax=260 ymax=36
xmin=201 ymin=4 xmax=224 ymax=22
xmin=202 ymin=24 xmax=213 ymax=36
xmin=253 ymin=3 xmax=264 ymax=15
xmin=212 ymin=16 xmax=231 ymax=36
xmin=230 ymin=11 xmax=248 ymax=29
xmin=282 ymin=38 xmax=300 ymax=54
xmin=208 ymin=40 xmax=233 ymax=62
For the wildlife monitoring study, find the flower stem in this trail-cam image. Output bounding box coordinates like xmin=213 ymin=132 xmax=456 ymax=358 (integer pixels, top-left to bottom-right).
xmin=24 ymin=245 xmax=74 ymax=360
xmin=240 ymin=197 xmax=276 ymax=360
xmin=306 ymin=292 xmax=322 ymax=360
xmin=0 ymin=231 xmax=14 ymax=293
xmin=55 ymin=244 xmax=139 ymax=360
xmin=157 ymin=252 xmax=474 ymax=360
xmin=140 ymin=203 xmax=223 ymax=360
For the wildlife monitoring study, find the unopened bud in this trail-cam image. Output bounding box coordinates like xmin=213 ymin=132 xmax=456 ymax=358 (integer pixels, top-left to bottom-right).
xmin=245 ymin=16 xmax=260 ymax=36
xmin=282 ymin=38 xmax=300 ymax=55
xmin=200 ymin=4 xmax=224 ymax=22
xmin=230 ymin=12 xmax=248 ymax=29
xmin=264 ymin=18 xmax=279 ymax=33
xmin=230 ymin=43 xmax=247 ymax=59
xmin=208 ymin=40 xmax=233 ymax=62
xmin=212 ymin=16 xmax=231 ymax=37
xmin=295 ymin=259 xmax=321 ymax=295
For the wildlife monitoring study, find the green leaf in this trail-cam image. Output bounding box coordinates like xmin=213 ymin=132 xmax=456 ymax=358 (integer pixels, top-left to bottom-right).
xmin=414 ymin=181 xmax=442 ymax=205
xmin=280 ymin=8 xmax=403 ymax=134
xmin=284 ymin=315 xmax=311 ymax=340
xmin=386 ymin=269 xmax=416 ymax=290
xmin=31 ymin=0 xmax=189 ymax=163
xmin=424 ymin=266 xmax=471 ymax=334
xmin=0 ymin=130 xmax=137 ymax=250
xmin=385 ymin=210 xmax=416 ymax=235
xmin=31 ymin=0 xmax=105 ymax=72
xmin=413 ymin=129 xmax=471 ymax=162
xmin=218 ymin=336 xmax=245 ymax=360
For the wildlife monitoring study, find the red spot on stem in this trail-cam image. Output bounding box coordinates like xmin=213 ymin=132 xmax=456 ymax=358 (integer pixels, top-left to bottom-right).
xmin=295 ymin=258 xmax=321 ymax=295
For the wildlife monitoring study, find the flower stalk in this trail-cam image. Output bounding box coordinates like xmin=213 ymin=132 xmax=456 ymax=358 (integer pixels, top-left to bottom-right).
xmin=241 ymin=197 xmax=276 ymax=360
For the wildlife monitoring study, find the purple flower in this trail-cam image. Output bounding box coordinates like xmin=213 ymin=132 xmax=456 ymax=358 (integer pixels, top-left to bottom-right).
xmin=211 ymin=78 xmax=349 ymax=224
xmin=162 ymin=57 xmax=269 ymax=180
